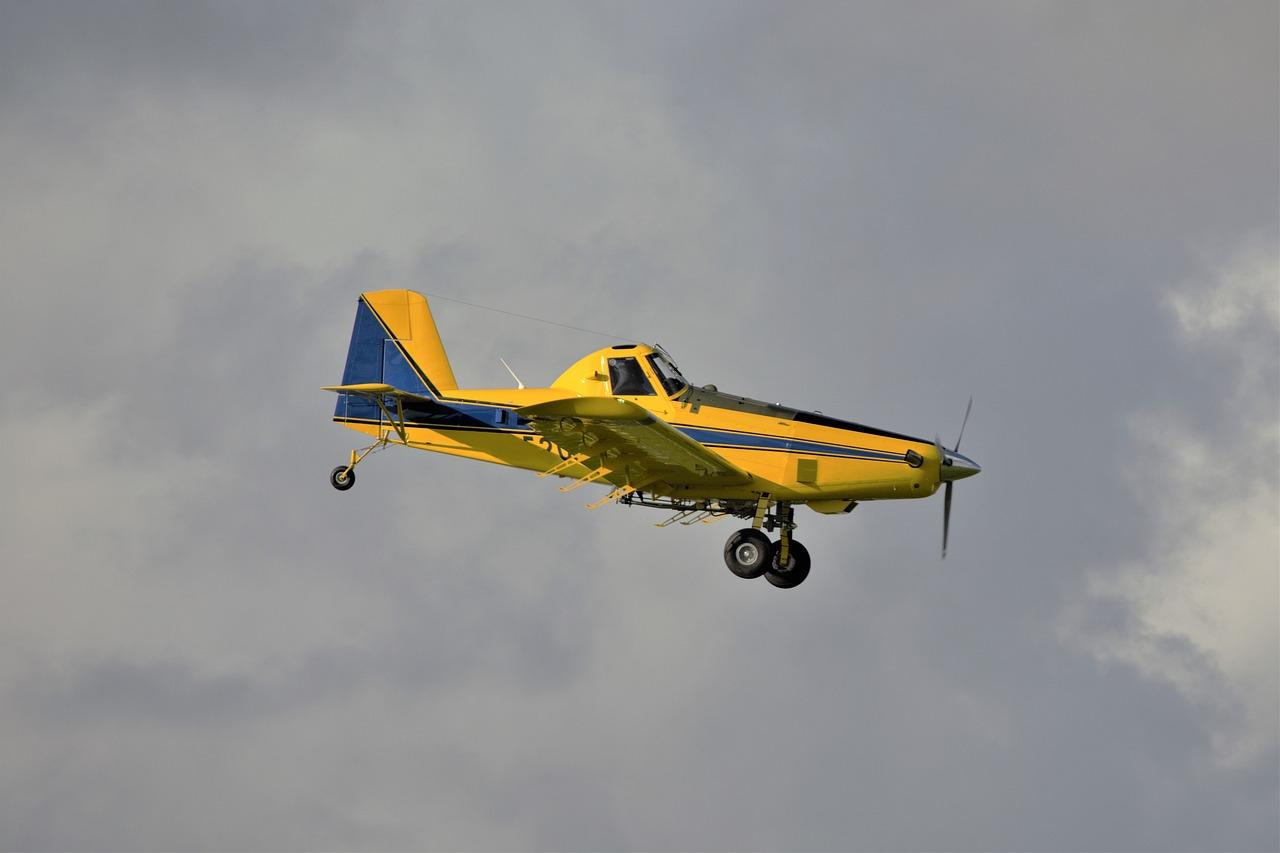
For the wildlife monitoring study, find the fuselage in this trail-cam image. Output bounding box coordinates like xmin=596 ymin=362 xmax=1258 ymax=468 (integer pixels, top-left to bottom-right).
xmin=333 ymin=340 xmax=973 ymax=508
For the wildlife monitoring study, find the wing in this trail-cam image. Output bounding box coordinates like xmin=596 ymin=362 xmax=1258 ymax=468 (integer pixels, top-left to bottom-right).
xmin=516 ymin=397 xmax=752 ymax=491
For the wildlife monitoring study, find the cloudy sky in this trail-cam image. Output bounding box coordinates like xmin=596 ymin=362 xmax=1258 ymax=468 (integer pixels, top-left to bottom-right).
xmin=0 ymin=2 xmax=1276 ymax=850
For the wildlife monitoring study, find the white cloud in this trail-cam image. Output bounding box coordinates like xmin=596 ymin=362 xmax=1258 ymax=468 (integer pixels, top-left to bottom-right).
xmin=1171 ymin=238 xmax=1280 ymax=341
xmin=1066 ymin=238 xmax=1279 ymax=769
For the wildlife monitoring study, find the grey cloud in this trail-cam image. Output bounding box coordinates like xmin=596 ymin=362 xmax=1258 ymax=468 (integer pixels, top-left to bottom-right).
xmin=0 ymin=1 xmax=1275 ymax=850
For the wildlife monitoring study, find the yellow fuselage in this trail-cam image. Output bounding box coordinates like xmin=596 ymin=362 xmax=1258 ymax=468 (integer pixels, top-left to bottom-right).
xmin=335 ymin=340 xmax=946 ymax=508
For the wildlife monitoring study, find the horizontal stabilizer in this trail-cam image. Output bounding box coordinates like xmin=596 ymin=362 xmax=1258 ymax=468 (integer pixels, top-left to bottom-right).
xmin=323 ymin=383 xmax=435 ymax=403
xmin=322 ymin=383 xmax=398 ymax=394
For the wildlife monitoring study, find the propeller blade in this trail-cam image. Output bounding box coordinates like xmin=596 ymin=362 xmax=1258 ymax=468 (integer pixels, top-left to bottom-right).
xmin=942 ymin=480 xmax=953 ymax=559
xmin=955 ymin=396 xmax=973 ymax=452
xmin=940 ymin=400 xmax=973 ymax=558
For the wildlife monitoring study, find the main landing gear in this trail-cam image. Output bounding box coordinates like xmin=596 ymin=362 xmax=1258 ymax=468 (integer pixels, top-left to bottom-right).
xmin=723 ymin=498 xmax=811 ymax=589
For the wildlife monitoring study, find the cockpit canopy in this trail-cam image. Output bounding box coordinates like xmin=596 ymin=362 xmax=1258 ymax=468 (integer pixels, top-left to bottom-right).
xmin=551 ymin=344 xmax=690 ymax=399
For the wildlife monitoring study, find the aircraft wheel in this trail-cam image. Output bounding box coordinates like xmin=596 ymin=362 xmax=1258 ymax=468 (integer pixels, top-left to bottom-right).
xmin=724 ymin=528 xmax=771 ymax=579
xmin=330 ymin=465 xmax=355 ymax=491
xmin=765 ymin=539 xmax=811 ymax=589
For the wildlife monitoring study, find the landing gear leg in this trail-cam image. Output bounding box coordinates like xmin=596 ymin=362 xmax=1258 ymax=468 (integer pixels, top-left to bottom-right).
xmin=765 ymin=503 xmax=811 ymax=589
xmin=766 ymin=539 xmax=811 ymax=589
xmin=329 ymin=437 xmax=388 ymax=492
xmin=776 ymin=502 xmax=793 ymax=566
xmin=330 ymin=394 xmax=411 ymax=492
xmin=751 ymin=493 xmax=771 ymax=530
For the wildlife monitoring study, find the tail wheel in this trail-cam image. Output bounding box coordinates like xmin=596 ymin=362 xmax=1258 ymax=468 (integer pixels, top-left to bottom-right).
xmin=724 ymin=528 xmax=771 ymax=579
xmin=330 ymin=466 xmax=355 ymax=491
xmin=765 ymin=539 xmax=811 ymax=589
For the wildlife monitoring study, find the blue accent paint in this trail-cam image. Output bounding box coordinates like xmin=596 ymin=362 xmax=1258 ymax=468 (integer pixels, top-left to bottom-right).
xmin=679 ymin=426 xmax=788 ymax=452
xmin=676 ymin=425 xmax=903 ymax=462
xmin=335 ymin=300 xmax=386 ymax=421
xmin=788 ymin=437 xmax=902 ymax=461
xmin=334 ymin=391 xmax=377 ymax=422
xmin=340 ymin=300 xmax=385 ymax=385
xmin=382 ymin=341 xmax=432 ymax=397
xmin=334 ymin=298 xmax=438 ymax=421
xmin=393 ymin=398 xmax=532 ymax=433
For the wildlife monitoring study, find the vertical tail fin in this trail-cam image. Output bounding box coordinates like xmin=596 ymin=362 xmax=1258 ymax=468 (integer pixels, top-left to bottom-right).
xmin=361 ymin=290 xmax=458 ymax=392
xmin=335 ymin=290 xmax=458 ymax=418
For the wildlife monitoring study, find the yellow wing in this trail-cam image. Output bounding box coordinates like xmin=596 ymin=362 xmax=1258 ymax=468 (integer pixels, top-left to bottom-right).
xmin=516 ymin=397 xmax=752 ymax=491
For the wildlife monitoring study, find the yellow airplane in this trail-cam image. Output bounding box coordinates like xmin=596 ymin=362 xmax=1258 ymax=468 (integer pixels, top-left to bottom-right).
xmin=325 ymin=290 xmax=980 ymax=589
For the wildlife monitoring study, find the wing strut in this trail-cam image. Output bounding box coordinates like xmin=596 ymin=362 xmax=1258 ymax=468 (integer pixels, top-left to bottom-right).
xmin=373 ymin=395 xmax=408 ymax=444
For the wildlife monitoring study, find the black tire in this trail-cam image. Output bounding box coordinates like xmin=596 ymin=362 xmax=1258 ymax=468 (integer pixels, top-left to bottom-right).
xmin=330 ymin=465 xmax=355 ymax=491
xmin=724 ymin=528 xmax=771 ymax=579
xmin=765 ymin=539 xmax=811 ymax=589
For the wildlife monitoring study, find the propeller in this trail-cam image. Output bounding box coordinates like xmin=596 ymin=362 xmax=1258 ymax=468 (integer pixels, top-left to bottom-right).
xmin=938 ymin=396 xmax=975 ymax=559
xmin=943 ymin=479 xmax=953 ymax=559
xmin=954 ymin=395 xmax=972 ymax=452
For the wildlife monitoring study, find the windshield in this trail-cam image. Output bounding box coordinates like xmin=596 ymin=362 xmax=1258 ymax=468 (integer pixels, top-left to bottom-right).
xmin=646 ymin=353 xmax=688 ymax=396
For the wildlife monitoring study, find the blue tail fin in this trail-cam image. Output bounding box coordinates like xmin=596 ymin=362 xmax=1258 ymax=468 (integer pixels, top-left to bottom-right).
xmin=334 ymin=296 xmax=435 ymax=420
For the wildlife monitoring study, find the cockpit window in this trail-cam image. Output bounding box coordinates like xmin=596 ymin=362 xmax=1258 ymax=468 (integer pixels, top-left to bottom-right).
xmin=608 ymin=357 xmax=655 ymax=395
xmin=646 ymin=353 xmax=688 ymax=396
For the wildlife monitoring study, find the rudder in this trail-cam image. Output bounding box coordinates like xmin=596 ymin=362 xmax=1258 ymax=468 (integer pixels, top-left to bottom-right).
xmin=362 ymin=290 xmax=458 ymax=393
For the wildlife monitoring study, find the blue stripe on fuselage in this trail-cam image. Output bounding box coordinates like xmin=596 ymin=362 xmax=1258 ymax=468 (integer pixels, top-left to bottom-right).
xmin=675 ymin=425 xmax=904 ymax=462
xmin=335 ymin=395 xmax=531 ymax=433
